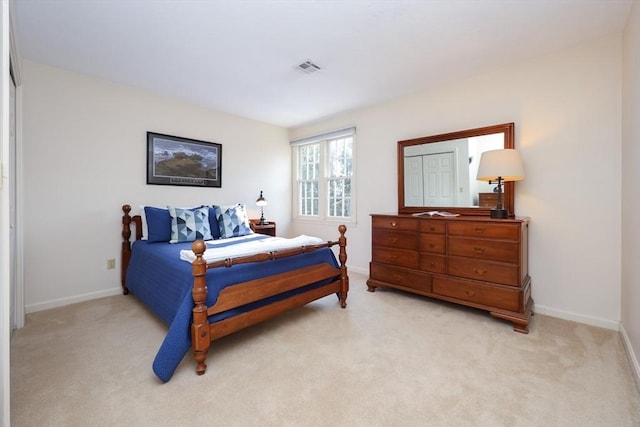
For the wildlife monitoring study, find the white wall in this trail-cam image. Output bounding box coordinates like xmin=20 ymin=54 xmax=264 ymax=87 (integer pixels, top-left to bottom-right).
xmin=0 ymin=2 xmax=10 ymax=425
xmin=290 ymin=34 xmax=623 ymax=329
xmin=621 ymin=0 xmax=640 ymax=386
xmin=21 ymin=60 xmax=290 ymax=312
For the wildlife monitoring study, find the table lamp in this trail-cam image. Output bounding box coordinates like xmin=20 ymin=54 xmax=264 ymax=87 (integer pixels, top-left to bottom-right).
xmin=476 ymin=149 xmax=524 ymax=218
xmin=256 ymin=191 xmax=268 ymax=225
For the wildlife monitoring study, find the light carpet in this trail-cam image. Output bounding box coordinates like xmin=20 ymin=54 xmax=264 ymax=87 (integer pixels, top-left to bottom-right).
xmin=10 ymin=273 xmax=640 ymax=426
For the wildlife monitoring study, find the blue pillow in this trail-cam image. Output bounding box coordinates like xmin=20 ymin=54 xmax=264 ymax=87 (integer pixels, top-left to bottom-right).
xmin=214 ymin=204 xmax=254 ymax=238
xmin=207 ymin=206 xmax=222 ymax=240
xmin=168 ymin=206 xmax=213 ymax=243
xmin=144 ymin=206 xmax=172 ymax=242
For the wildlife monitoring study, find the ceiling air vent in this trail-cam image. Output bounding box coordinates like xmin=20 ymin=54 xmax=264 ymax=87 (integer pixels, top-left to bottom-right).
xmin=296 ymin=60 xmax=321 ymax=74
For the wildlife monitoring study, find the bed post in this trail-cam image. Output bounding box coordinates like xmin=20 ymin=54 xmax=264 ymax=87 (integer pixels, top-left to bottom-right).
xmin=338 ymin=224 xmax=349 ymax=308
xmin=191 ymin=240 xmax=210 ymax=376
xmin=121 ymin=205 xmax=132 ymax=295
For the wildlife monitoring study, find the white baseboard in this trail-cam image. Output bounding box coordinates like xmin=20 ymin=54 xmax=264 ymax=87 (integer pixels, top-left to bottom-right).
xmin=25 ymin=287 xmax=123 ymax=314
xmin=531 ymin=304 xmax=620 ymax=331
xmin=620 ymin=323 xmax=640 ymax=393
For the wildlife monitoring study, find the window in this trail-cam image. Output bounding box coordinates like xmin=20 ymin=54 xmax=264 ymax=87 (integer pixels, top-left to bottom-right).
xmin=292 ymin=128 xmax=355 ymax=221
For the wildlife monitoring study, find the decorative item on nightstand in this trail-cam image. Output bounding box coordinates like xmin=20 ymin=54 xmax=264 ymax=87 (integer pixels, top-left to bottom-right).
xmin=477 ymin=149 xmax=525 ymax=218
xmin=256 ymin=190 xmax=268 ymax=225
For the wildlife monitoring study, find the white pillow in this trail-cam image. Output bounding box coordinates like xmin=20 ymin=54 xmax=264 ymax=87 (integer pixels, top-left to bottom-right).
xmin=139 ymin=205 xmax=150 ymax=240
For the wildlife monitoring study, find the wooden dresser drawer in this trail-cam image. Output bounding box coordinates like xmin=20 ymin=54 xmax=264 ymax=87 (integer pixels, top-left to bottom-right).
xmin=432 ymin=276 xmax=520 ymax=312
xmin=419 ymin=234 xmax=446 ymax=254
xmin=373 ymin=229 xmax=418 ymax=250
xmin=419 ymin=254 xmax=446 ymax=274
xmin=420 ymin=220 xmax=446 ymax=234
xmin=372 ymin=216 xmax=418 ymax=231
xmin=448 ymin=222 xmax=519 ymax=240
xmin=448 ymin=256 xmax=519 ymax=286
xmin=448 ymin=237 xmax=519 ymax=263
xmin=370 ymin=263 xmax=431 ymax=292
xmin=372 ymin=247 xmax=419 ymax=269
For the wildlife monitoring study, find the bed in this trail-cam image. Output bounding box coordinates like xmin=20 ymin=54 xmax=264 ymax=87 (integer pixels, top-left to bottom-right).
xmin=120 ymin=204 xmax=349 ymax=382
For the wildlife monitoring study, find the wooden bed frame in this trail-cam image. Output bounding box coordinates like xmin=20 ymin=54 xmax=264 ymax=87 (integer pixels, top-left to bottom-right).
xmin=120 ymin=204 xmax=349 ymax=376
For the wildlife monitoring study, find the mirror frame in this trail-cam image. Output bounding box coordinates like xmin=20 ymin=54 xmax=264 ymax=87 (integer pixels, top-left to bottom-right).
xmin=398 ymin=122 xmax=515 ymax=216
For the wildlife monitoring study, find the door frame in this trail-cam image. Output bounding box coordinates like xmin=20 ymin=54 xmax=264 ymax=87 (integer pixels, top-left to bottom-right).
xmin=9 ymin=29 xmax=22 ymax=331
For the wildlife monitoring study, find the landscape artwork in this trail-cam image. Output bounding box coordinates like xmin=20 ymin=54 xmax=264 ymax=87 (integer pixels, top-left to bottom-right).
xmin=146 ymin=132 xmax=222 ymax=188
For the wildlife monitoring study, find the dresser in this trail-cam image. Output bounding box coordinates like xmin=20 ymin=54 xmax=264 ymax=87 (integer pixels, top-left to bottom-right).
xmin=368 ymin=214 xmax=532 ymax=333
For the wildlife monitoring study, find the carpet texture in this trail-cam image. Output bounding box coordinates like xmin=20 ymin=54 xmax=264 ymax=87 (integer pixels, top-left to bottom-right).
xmin=10 ymin=273 xmax=640 ymax=426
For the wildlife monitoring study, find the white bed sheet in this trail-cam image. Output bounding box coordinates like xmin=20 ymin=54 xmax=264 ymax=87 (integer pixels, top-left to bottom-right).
xmin=179 ymin=235 xmax=324 ymax=263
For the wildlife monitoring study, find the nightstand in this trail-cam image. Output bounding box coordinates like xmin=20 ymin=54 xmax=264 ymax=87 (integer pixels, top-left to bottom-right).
xmin=250 ymin=219 xmax=276 ymax=237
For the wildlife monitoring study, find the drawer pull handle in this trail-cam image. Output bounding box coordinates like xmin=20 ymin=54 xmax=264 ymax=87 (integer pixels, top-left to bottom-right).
xmin=389 ymin=238 xmax=398 ymax=244
xmin=429 ymin=243 xmax=435 ymax=248
xmin=429 ymin=226 xmax=435 ymax=231
xmin=474 ymin=268 xmax=487 ymax=276
xmin=390 ymin=221 xmax=397 ymax=227
xmin=466 ymin=290 xmax=476 ymax=297
xmin=474 ymin=227 xmax=486 ymax=233
xmin=474 ymin=247 xmax=485 ymax=254
xmin=429 ymin=261 xmax=435 ymax=267
xmin=392 ymin=274 xmax=402 ymax=280
xmin=389 ymin=256 xmax=398 ymax=261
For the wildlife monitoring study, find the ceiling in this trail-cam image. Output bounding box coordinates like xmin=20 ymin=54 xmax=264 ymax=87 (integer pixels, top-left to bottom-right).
xmin=12 ymin=0 xmax=633 ymax=128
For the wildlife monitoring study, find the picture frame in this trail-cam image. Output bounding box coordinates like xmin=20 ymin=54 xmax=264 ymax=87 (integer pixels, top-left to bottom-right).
xmin=146 ymin=132 xmax=222 ymax=188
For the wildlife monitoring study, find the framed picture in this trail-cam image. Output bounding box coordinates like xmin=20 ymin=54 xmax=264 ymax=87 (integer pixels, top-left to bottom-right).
xmin=147 ymin=132 xmax=222 ymax=188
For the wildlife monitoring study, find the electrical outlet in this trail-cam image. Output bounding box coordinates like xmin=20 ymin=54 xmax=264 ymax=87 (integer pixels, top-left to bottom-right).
xmin=107 ymin=259 xmax=116 ymax=270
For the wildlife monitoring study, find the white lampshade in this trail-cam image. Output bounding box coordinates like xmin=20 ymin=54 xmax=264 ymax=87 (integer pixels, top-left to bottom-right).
xmin=477 ymin=149 xmax=525 ymax=182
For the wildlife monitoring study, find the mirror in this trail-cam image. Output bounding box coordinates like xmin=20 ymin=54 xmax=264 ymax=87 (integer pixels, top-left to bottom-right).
xmin=398 ymin=123 xmax=515 ymax=216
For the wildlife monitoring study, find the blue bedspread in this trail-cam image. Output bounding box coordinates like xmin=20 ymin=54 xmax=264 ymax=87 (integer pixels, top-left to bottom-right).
xmin=126 ymin=237 xmax=340 ymax=382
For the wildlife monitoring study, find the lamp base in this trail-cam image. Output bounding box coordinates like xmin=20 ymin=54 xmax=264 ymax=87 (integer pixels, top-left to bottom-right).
xmin=258 ymin=211 xmax=268 ymax=225
xmin=490 ymin=208 xmax=509 ymax=219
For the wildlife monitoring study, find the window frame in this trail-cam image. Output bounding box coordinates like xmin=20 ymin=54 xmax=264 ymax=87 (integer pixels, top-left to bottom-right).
xmin=291 ymin=128 xmax=356 ymax=223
